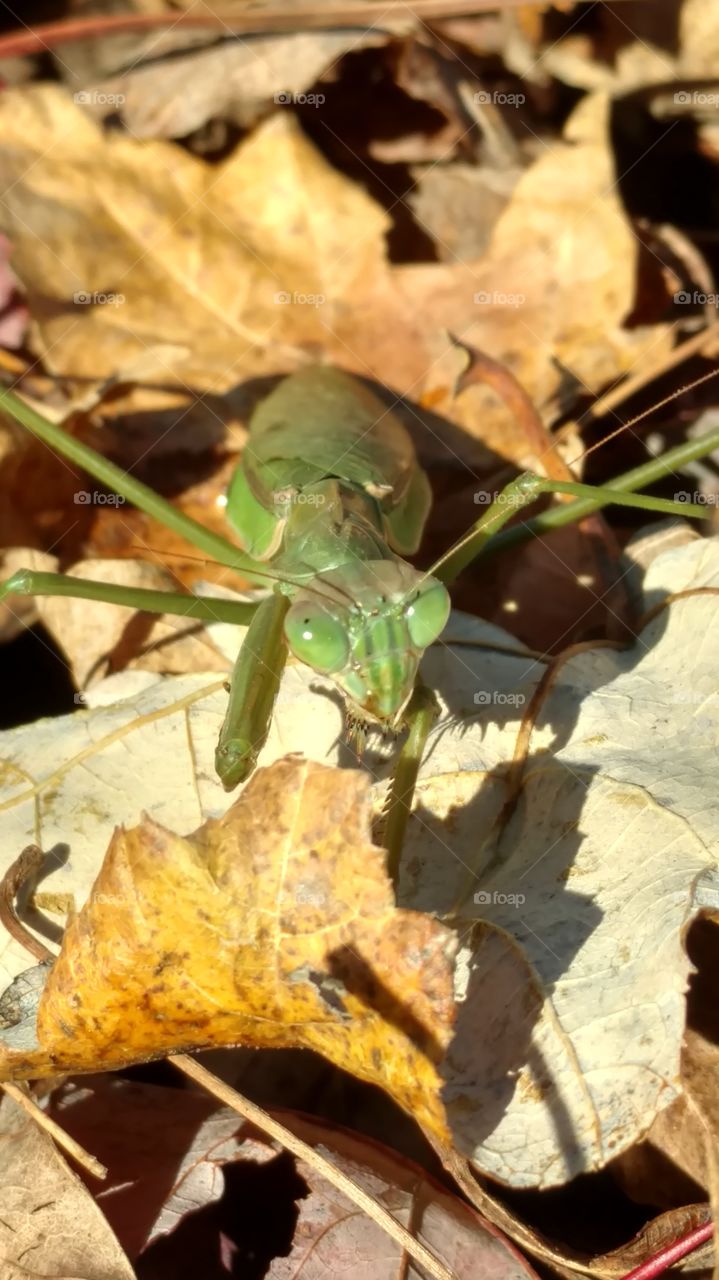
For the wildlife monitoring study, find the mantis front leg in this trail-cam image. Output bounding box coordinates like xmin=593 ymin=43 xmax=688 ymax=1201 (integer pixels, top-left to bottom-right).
xmin=215 ymin=591 xmax=290 ymax=790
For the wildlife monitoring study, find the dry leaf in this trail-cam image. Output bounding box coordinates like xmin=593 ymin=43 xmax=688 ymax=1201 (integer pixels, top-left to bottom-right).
xmin=34 ymin=559 xmax=229 ymax=689
xmin=0 ymin=86 xmax=389 ymax=394
xmin=0 ymin=759 xmax=457 ymax=1146
xmin=48 ymin=1077 xmax=539 ymax=1278
xmin=396 ymin=91 xmax=674 ymax=455
xmin=0 ymin=83 xmax=673 ymax=455
xmin=0 ymin=1092 xmax=135 ymax=1280
xmin=82 ymin=32 xmax=385 ymax=137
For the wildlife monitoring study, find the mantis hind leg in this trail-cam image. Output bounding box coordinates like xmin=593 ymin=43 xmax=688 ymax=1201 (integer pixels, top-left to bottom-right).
xmin=0 ymin=569 xmax=259 ymax=625
xmin=215 ymin=591 xmax=290 ymax=790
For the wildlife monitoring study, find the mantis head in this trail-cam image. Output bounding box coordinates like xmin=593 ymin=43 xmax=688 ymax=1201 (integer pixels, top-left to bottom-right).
xmin=283 ymin=560 xmax=450 ymax=723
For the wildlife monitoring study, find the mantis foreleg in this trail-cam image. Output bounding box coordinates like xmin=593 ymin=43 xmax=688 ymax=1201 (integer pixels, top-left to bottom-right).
xmin=215 ymin=592 xmax=290 ymax=790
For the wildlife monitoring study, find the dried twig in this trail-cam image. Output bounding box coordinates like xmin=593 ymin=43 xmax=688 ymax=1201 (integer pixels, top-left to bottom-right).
xmin=0 ymin=845 xmax=53 ymax=963
xmin=1 ymin=1081 xmax=108 ymax=1180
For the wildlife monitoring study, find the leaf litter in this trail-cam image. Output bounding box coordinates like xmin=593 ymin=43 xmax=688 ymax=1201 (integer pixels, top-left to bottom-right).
xmin=1 ymin=3 xmax=719 ymax=1276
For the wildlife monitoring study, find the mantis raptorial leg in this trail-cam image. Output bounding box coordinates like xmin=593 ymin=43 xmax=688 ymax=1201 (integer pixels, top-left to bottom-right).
xmin=215 ymin=592 xmax=290 ymax=789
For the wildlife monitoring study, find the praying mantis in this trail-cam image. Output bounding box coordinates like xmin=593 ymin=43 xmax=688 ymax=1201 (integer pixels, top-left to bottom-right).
xmin=2 ymin=364 xmax=719 ymax=869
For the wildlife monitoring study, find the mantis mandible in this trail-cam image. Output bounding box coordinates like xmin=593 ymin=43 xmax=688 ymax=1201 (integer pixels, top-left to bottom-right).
xmin=2 ymin=365 xmax=719 ymax=868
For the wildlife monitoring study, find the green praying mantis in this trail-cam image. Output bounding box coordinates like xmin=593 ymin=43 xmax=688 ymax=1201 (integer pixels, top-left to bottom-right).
xmin=2 ymin=364 xmax=719 ymax=869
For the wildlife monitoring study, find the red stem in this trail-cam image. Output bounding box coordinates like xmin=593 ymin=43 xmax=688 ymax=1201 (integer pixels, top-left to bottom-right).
xmin=619 ymin=1220 xmax=713 ymax=1280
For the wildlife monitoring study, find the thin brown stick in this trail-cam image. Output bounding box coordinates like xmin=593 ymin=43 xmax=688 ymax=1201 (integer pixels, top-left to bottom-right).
xmin=171 ymin=1053 xmax=456 ymax=1280
xmin=0 ymin=3 xmax=548 ymax=58
xmin=1 ymin=1081 xmax=107 ymax=1180
xmin=0 ymin=846 xmax=53 ymax=963
xmin=576 ymin=322 xmax=719 ymax=436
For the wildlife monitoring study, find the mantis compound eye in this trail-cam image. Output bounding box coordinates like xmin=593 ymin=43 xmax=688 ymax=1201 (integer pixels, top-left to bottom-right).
xmin=285 ymin=604 xmax=350 ymax=674
xmin=405 ymin=579 xmax=451 ymax=650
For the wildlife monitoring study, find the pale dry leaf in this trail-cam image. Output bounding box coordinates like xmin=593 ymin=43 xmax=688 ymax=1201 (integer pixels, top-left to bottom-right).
xmin=679 ymin=0 xmax=719 ymax=80
xmin=622 ymin=521 xmax=702 ymax=617
xmin=0 ymin=1092 xmax=135 ymax=1280
xmin=0 ymin=670 xmax=228 ymax=986
xmin=409 ymin=162 xmax=523 ymax=263
xmin=420 ymin=542 xmax=719 ymax=1186
xmin=82 ymin=32 xmax=385 ymax=137
xmin=0 ymin=548 xmax=57 ymax=643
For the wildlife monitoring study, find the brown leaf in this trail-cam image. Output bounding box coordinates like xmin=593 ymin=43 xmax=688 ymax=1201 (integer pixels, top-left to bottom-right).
xmin=49 ymin=1076 xmax=539 ymax=1279
xmin=0 ymin=760 xmax=456 ymax=1145
xmin=589 ymin=1205 xmax=713 ymax=1280
xmin=0 ymin=87 xmax=389 ymax=395
xmin=610 ymin=918 xmax=719 ymax=1224
xmin=0 ymin=1092 xmax=135 ymax=1280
